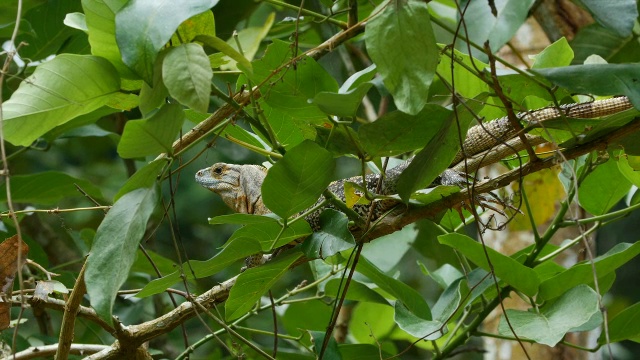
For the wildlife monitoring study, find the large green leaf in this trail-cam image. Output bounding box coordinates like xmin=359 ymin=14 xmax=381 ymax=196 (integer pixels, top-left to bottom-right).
xmin=365 ymin=0 xmax=438 ymax=115
xmin=394 ymin=278 xmax=467 ymax=340
xmin=301 ymin=209 xmax=355 ymax=259
xmin=498 ymin=285 xmax=600 ymax=346
xmin=224 ymin=217 xmax=312 ymax=251
xmin=115 ymin=0 xmax=218 ymax=83
xmin=0 ymin=172 xmax=103 ymax=205
xmin=313 ymin=65 xmax=377 ymax=117
xmin=580 ymin=0 xmax=637 ymax=37
xmin=359 ymin=105 xmax=452 ymax=158
xmin=82 ymin=0 xmax=135 ymax=78
xmin=17 ymin=0 xmax=81 ymax=60
xmin=531 ymin=37 xmax=574 ymax=69
xmin=189 ymin=238 xmax=262 ymax=277
xmin=171 ymin=10 xmax=216 ymax=44
xmin=195 ymin=35 xmax=252 ymax=74
xmin=85 ymin=186 xmax=159 ymax=323
xmin=458 ymin=0 xmax=536 ymax=59
xmin=219 ymin=12 xmax=275 ymax=71
xmin=117 ymin=103 xmax=185 ymax=158
xmin=571 ymin=24 xmax=637 ymax=64
xmin=2 ymin=54 xmax=120 ymax=146
xmin=603 ymin=301 xmax=640 ymax=343
xmin=324 ymin=279 xmax=389 ymax=305
xmin=262 ymin=140 xmax=335 ymax=219
xmin=162 ymin=43 xmax=212 ymax=112
xmin=225 ymin=251 xmax=302 ymax=321
xmin=439 ymin=234 xmax=539 ymax=297
xmin=356 ymin=257 xmax=431 ymax=320
xmin=435 ymin=48 xmax=489 ymax=100
xmin=536 ymin=64 xmax=640 ymax=108
xmin=246 ymin=40 xmax=338 ymax=123
xmin=538 ymin=242 xmax=640 ymax=300
xmin=114 ymin=159 xmax=166 ymax=201
xmin=578 ymin=158 xmax=631 ymax=215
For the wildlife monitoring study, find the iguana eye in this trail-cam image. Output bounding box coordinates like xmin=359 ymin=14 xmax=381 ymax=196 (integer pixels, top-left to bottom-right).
xmin=213 ymin=166 xmax=223 ymax=175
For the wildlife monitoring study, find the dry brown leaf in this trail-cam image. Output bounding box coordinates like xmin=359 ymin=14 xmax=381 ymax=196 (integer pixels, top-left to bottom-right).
xmin=0 ymin=235 xmax=29 ymax=330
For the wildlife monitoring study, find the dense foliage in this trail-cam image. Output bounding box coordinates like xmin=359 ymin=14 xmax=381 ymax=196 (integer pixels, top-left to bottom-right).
xmin=1 ymin=0 xmax=640 ymax=359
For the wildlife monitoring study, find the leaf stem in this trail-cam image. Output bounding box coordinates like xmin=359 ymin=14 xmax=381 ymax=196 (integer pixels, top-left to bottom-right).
xmin=259 ymin=0 xmax=348 ymax=29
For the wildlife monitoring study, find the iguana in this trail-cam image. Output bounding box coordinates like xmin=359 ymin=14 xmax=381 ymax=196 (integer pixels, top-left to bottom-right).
xmin=195 ymin=96 xmax=634 ymax=263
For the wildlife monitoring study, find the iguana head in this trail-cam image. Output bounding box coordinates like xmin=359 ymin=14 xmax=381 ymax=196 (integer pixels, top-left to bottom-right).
xmin=195 ymin=163 xmax=270 ymax=215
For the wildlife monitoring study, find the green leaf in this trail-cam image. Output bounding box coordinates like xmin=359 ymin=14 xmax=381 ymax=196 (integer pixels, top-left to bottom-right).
xmin=2 ymin=54 xmax=120 ymax=146
xmin=356 ymin=257 xmax=431 ymax=320
xmin=538 ymin=242 xmax=640 ymax=300
xmin=114 ymin=159 xmax=166 ymax=201
xmin=135 ymin=270 xmax=180 ymax=298
xmin=260 ymin=102 xmax=316 ymax=150
xmin=82 ymin=0 xmax=136 ymax=78
xmin=618 ymin=155 xmax=640 ymax=187
xmin=394 ymin=278 xmax=467 ymax=340
xmin=536 ymin=64 xmax=640 ymax=108
xmin=439 ymin=233 xmax=539 ymax=297
xmin=195 ymin=35 xmax=253 ymax=75
xmin=262 ymin=140 xmax=335 ymax=218
xmin=17 ymin=0 xmax=81 ymax=60
xmin=0 ymin=172 xmax=103 ymax=205
xmin=139 ymin=50 xmax=170 ymax=115
xmin=338 ymin=344 xmax=391 ymax=359
xmin=604 ymin=301 xmax=640 ymax=343
xmin=190 ymin=238 xmax=262 ymax=277
xmin=435 ymin=47 xmax=489 ymax=100
xmin=361 ymin=225 xmax=417 ymax=273
xmin=85 ymin=187 xmax=159 ymax=323
xmin=209 ymin=213 xmax=278 ymax=225
xmin=225 ymin=218 xmax=312 ymax=251
xmin=225 ymin=251 xmax=302 ymax=321
xmin=219 ymin=12 xmax=275 ymax=71
xmin=531 ymin=37 xmax=574 ymax=69
xmin=571 ymin=24 xmax=635 ymax=64
xmin=580 ymin=0 xmax=637 ymax=37
xmin=281 ymin=300 xmax=332 ymax=337
xmin=429 ymin=264 xmax=464 ymax=290
xmin=394 ymin=301 xmax=442 ymax=341
xmin=64 ymin=12 xmax=88 ymax=32
xmin=247 ymin=40 xmax=338 ymax=123
xmin=359 ymin=105 xmax=452 ymax=158
xmin=162 ymin=43 xmax=212 ymax=112
xmin=315 ymin=125 xmax=360 ymax=157
xmin=324 ymin=279 xmax=389 ymax=305
xmin=498 ymin=285 xmax=600 ymax=346
xmin=365 ymin=0 xmax=438 ymax=115
xmin=115 ymin=0 xmax=218 ymax=83
xmin=171 ymin=10 xmax=215 ymax=43
xmin=130 ymin=248 xmax=177 ymax=276
xmin=309 ymin=331 xmax=342 ymax=360
xmin=350 ymin=302 xmax=396 ymax=345
xmin=302 ymin=210 xmax=355 ymax=259
xmin=313 ymin=65 xmax=377 ymax=117
xmin=459 ymin=0 xmax=536 ymax=60
xmin=313 ymin=83 xmax=373 ymax=118
xmin=117 ymin=103 xmax=185 ymax=158
xmin=578 ymin=158 xmax=631 ymax=215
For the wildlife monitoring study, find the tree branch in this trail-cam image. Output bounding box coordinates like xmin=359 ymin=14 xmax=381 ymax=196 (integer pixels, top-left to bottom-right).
xmin=85 ymin=118 xmax=640 ymax=358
